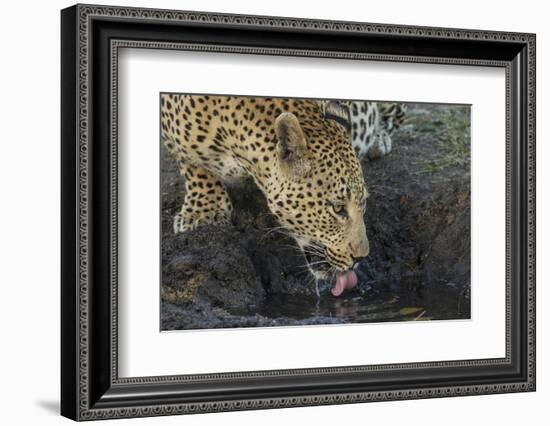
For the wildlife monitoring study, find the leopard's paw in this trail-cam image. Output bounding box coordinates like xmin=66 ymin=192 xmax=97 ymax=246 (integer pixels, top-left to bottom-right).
xmin=173 ymin=209 xmax=232 ymax=234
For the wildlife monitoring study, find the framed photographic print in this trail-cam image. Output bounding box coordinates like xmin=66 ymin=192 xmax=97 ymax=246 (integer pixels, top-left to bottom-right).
xmin=61 ymin=4 xmax=536 ymax=421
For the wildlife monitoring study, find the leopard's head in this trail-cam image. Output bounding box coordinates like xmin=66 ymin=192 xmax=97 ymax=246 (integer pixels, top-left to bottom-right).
xmin=265 ymin=101 xmax=369 ymax=294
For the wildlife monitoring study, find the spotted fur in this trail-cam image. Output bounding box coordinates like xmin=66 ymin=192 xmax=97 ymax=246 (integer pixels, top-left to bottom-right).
xmin=161 ymin=95 xmax=370 ymax=281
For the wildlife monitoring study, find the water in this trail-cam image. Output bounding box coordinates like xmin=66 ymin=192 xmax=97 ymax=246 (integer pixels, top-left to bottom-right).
xmin=227 ymin=276 xmax=470 ymax=325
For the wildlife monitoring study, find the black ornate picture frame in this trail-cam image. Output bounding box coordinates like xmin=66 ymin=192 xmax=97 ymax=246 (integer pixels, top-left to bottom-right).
xmin=61 ymin=4 xmax=536 ymax=421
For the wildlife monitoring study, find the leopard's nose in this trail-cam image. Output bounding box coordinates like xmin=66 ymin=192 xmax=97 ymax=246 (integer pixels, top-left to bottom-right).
xmin=353 ymin=237 xmax=369 ymax=259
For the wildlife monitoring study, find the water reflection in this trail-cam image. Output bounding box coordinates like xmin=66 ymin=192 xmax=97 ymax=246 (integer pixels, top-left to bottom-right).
xmin=226 ymin=276 xmax=469 ymax=325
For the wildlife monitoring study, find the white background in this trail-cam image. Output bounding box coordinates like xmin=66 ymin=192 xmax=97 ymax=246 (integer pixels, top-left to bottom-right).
xmin=119 ymin=50 xmax=505 ymax=377
xmin=0 ymin=0 xmax=547 ymax=425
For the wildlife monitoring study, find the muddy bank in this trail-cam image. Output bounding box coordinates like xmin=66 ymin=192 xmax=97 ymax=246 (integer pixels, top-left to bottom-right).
xmin=162 ymin=300 xmax=346 ymax=331
xmin=160 ymin=104 xmax=471 ymax=330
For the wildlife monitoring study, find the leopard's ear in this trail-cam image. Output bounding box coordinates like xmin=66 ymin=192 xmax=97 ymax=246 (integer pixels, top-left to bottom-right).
xmin=275 ymin=112 xmax=311 ymax=178
xmin=322 ymin=101 xmax=350 ymax=132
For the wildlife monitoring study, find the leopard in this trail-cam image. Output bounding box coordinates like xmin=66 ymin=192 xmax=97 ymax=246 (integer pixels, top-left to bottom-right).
xmin=321 ymin=100 xmax=407 ymax=160
xmin=161 ymin=94 xmax=370 ymax=296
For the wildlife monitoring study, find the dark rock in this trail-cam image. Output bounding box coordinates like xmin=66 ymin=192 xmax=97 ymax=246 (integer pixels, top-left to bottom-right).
xmin=161 ymin=226 xmax=265 ymax=310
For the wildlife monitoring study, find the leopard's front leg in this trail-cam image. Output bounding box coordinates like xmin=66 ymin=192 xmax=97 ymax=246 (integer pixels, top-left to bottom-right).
xmin=173 ymin=162 xmax=233 ymax=233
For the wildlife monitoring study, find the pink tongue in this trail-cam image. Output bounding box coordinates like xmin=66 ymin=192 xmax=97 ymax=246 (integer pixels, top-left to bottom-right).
xmin=331 ymin=270 xmax=358 ymax=297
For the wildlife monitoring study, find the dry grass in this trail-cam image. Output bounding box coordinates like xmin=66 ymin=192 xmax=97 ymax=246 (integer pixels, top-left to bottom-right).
xmin=416 ymin=107 xmax=471 ymax=175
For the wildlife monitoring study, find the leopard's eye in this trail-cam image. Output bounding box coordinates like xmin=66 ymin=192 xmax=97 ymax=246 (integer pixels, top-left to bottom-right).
xmin=331 ymin=202 xmax=348 ymax=218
